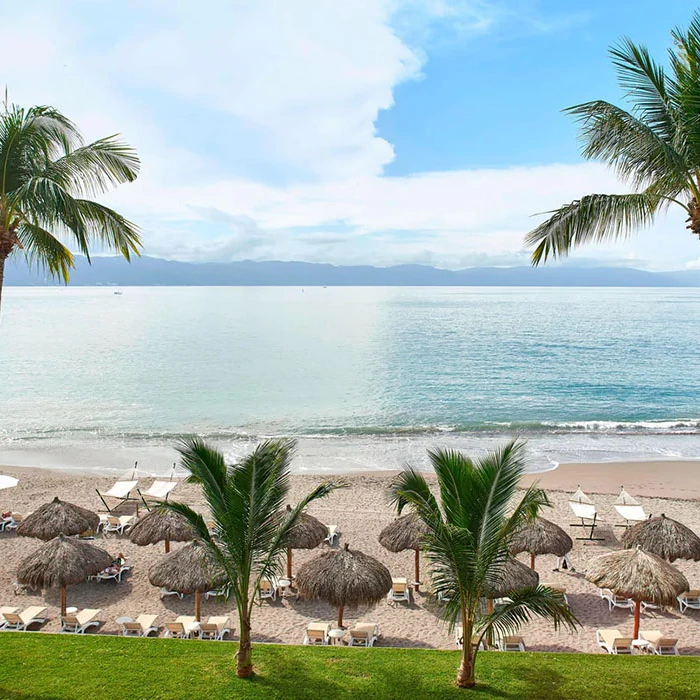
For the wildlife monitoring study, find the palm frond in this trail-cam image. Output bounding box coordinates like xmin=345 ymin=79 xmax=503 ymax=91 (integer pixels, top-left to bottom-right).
xmin=15 ymin=221 xmax=74 ymax=282
xmin=527 ymin=191 xmax=664 ymax=265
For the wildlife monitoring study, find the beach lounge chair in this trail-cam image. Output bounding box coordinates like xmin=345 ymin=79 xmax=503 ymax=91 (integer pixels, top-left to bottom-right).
xmin=303 ymin=622 xmax=331 ymax=645
xmin=599 ymin=588 xmax=635 ymax=612
xmin=677 ymin=589 xmax=700 ymax=613
xmin=454 ymin=626 xmax=485 ymax=650
xmin=324 ymin=525 xmax=340 ymax=546
xmin=165 ymin=616 xmax=198 ymax=639
xmin=120 ymin=614 xmax=159 ymax=637
xmin=387 ymin=578 xmax=411 ymax=606
xmin=347 ymin=622 xmax=380 ymax=647
xmin=205 ymin=587 xmax=226 ymax=600
xmin=596 ymin=629 xmax=633 ymax=654
xmin=2 ymin=606 xmax=48 ymax=631
xmin=138 ymin=479 xmax=178 ymax=510
xmin=639 ymin=630 xmax=679 ymax=655
xmin=102 ymin=514 xmax=135 ymax=535
xmin=495 ymin=636 xmax=526 ymax=652
xmin=160 ymin=588 xmax=184 ymax=600
xmin=96 ymin=474 xmax=139 ymax=512
xmin=568 ymin=487 xmax=604 ymax=541
xmin=614 ymin=487 xmax=648 ymax=528
xmin=199 ymin=616 xmax=233 ymax=641
xmin=96 ymin=560 xmax=131 ymax=582
xmin=1 ymin=513 xmax=23 ymax=531
xmin=0 ymin=606 xmax=19 ymax=629
xmin=61 ymin=608 xmax=102 ymax=634
xmin=257 ymin=578 xmax=277 ymax=604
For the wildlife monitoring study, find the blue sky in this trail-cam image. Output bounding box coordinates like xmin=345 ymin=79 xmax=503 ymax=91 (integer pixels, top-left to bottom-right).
xmin=3 ymin=0 xmax=700 ymax=270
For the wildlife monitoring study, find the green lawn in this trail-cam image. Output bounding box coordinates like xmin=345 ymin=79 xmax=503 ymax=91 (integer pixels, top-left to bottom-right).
xmin=0 ymin=634 xmax=698 ymax=700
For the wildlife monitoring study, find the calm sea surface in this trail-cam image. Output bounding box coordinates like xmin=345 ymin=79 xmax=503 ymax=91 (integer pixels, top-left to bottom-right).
xmin=2 ymin=286 xmax=700 ymax=474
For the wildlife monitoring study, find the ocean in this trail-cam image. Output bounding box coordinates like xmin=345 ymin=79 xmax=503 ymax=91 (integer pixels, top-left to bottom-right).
xmin=2 ymin=285 xmax=700 ymax=475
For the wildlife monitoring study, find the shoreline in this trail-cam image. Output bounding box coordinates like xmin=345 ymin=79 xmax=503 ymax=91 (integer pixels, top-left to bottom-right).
xmin=3 ymin=457 xmax=700 ymax=499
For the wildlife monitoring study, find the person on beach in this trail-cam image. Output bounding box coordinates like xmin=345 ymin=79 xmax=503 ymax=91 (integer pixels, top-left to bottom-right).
xmin=554 ymin=553 xmax=575 ymax=572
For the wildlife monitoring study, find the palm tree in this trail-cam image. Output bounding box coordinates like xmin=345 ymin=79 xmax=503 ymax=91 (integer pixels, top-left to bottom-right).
xmin=165 ymin=438 xmax=340 ymax=678
xmin=0 ymin=102 xmax=140 ymax=314
xmin=526 ymin=13 xmax=700 ymax=264
xmin=390 ymin=440 xmax=577 ymax=689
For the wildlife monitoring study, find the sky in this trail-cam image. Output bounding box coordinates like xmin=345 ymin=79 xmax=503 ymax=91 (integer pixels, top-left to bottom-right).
xmin=3 ymin=0 xmax=700 ymax=270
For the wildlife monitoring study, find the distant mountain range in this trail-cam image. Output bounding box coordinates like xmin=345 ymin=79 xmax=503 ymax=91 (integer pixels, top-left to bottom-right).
xmin=5 ymin=255 xmax=700 ymax=287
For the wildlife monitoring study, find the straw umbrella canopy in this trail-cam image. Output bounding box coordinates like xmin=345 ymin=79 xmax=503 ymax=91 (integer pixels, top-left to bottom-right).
xmin=509 ymin=517 xmax=573 ymax=570
xmin=379 ymin=513 xmax=428 ymax=591
xmin=148 ymin=541 xmax=226 ymax=621
xmin=621 ymin=514 xmax=700 ymax=563
xmin=586 ymin=548 xmax=689 ymax=638
xmin=483 ymin=556 xmax=540 ymax=599
xmin=129 ymin=508 xmax=195 ymax=553
xmin=16 ymin=534 xmax=112 ymax=615
xmin=16 ymin=497 xmax=99 ymax=540
xmin=295 ymin=543 xmax=392 ymax=628
xmin=284 ymin=504 xmax=327 ymax=580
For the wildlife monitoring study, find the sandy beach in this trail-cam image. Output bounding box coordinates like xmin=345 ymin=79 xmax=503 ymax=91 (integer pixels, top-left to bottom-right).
xmin=1 ymin=460 xmax=699 ymax=654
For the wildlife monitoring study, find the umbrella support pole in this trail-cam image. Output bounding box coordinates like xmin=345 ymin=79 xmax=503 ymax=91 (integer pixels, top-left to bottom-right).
xmin=287 ymin=548 xmax=293 ymax=580
xmin=165 ymin=538 xmax=170 ymax=554
xmin=633 ymin=601 xmax=640 ymax=640
xmin=486 ymin=599 xmax=494 ymax=649
xmin=337 ymin=605 xmax=344 ymax=629
xmin=60 ymin=586 xmax=66 ymax=617
xmin=195 ymin=591 xmax=201 ymax=622
xmin=530 ymin=553 xmax=536 ymax=570
xmin=414 ymin=549 xmax=420 ymax=591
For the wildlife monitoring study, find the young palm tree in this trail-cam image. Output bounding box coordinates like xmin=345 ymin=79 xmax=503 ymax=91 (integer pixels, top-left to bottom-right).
xmin=165 ymin=438 xmax=339 ymax=678
xmin=0 ymin=102 xmax=140 ymax=314
xmin=391 ymin=440 xmax=577 ymax=689
xmin=527 ymin=12 xmax=700 ymax=264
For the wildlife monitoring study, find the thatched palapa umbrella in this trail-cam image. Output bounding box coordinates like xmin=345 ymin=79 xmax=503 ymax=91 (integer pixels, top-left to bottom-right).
xmin=296 ymin=543 xmax=392 ymax=628
xmin=483 ymin=556 xmax=540 ymax=599
xmin=16 ymin=497 xmax=99 ymax=540
xmin=510 ymin=517 xmax=573 ymax=570
xmin=148 ymin=541 xmax=225 ymax=621
xmin=129 ymin=508 xmax=195 ymax=553
xmin=586 ymin=548 xmax=689 ymax=638
xmin=17 ymin=534 xmax=112 ymax=615
xmin=622 ymin=514 xmax=700 ymax=562
xmin=379 ymin=513 xmax=428 ymax=591
xmin=284 ymin=504 xmax=327 ymax=580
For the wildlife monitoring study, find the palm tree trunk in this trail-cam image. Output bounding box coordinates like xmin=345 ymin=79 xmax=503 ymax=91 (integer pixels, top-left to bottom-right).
xmin=456 ymin=613 xmax=476 ymax=688
xmin=237 ymin=610 xmax=254 ymax=678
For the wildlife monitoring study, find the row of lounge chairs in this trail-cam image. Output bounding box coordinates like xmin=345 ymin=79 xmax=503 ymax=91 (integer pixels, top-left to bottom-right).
xmin=303 ymin=622 xmax=380 ymax=647
xmin=596 ymin=629 xmax=679 ymax=655
xmin=600 ymin=587 xmax=700 ymax=614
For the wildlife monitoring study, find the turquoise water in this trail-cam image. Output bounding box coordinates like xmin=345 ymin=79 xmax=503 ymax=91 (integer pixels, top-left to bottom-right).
xmin=1 ymin=286 xmax=700 ymax=473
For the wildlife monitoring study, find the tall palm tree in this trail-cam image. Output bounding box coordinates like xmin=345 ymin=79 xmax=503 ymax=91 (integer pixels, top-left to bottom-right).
xmin=165 ymin=438 xmax=340 ymax=678
xmin=391 ymin=440 xmax=577 ymax=689
xmin=526 ymin=13 xmax=700 ymax=264
xmin=0 ymin=102 xmax=140 ymax=314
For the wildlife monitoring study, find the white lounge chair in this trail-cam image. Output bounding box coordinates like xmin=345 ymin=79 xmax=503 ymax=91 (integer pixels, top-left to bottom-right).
xmin=347 ymin=622 xmax=380 ymax=647
xmin=639 ymin=630 xmax=679 ymax=655
xmin=568 ymin=487 xmax=604 ymax=541
xmin=0 ymin=606 xmax=19 ymax=629
xmin=387 ymin=578 xmax=411 ymax=606
xmin=160 ymin=588 xmax=184 ymax=600
xmin=165 ymin=616 xmax=198 ymax=639
xmin=95 ymin=561 xmax=131 ymax=582
xmin=61 ymin=608 xmax=102 ymax=634
xmin=96 ymin=474 xmax=139 ymax=512
xmin=454 ymin=626 xmax=485 ymax=650
xmin=324 ymin=525 xmax=340 ymax=546
xmin=596 ymin=629 xmax=633 ymax=654
xmin=199 ymin=616 xmax=232 ymax=641
xmin=139 ymin=480 xmax=178 ymax=509
xmin=495 ymin=636 xmax=526 ymax=652
xmin=1 ymin=513 xmax=23 ymax=531
xmin=678 ymin=589 xmax=700 ymax=613
xmin=120 ymin=614 xmax=159 ymax=637
xmin=2 ymin=606 xmax=48 ymax=631
xmin=304 ymin=622 xmax=331 ymax=645
xmin=257 ymin=578 xmax=277 ymax=604
xmin=614 ymin=487 xmax=648 ymax=528
xmin=205 ymin=587 xmax=226 ymax=600
xmin=600 ymin=588 xmax=635 ymax=612
xmin=102 ymin=515 xmax=135 ymax=535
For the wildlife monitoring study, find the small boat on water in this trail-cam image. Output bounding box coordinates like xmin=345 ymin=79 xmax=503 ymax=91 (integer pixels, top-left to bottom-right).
xmin=113 ymin=289 xmax=123 ymax=296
